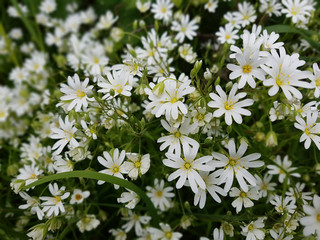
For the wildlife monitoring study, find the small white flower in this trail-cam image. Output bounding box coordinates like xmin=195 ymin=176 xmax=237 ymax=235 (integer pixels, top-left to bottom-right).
xmin=212 ymin=139 xmax=263 ymax=192
xmin=19 ymin=192 xmax=44 ymax=220
xmin=97 ymin=148 xmax=127 ymax=189
xmin=281 ymin=0 xmax=314 ymax=24
xmin=151 ymin=0 xmax=174 ymax=24
xmin=300 ymin=194 xmax=320 ymax=238
xmin=53 ymin=154 xmax=73 ymax=173
xmin=98 ymin=70 xmax=134 ymax=98
xmin=124 ymin=153 xmax=150 ymax=180
xmin=70 ymin=189 xmax=90 ymax=204
xmin=146 ymin=178 xmax=175 ymax=211
xmin=40 ymin=183 xmax=70 ymax=217
xmin=171 ymin=14 xmax=199 ymax=43
xmin=309 ymin=63 xmax=320 ymax=98
xmin=117 ymin=190 xmax=140 ymax=209
xmin=230 ymin=186 xmax=259 ymax=213
xmin=157 ymin=118 xmax=199 ymax=157
xmin=147 ymin=222 xmax=182 ymax=240
xmin=205 ymin=0 xmax=219 ymax=13
xmin=122 ymin=210 xmax=151 ymax=236
xmin=136 ymin=0 xmax=151 ymax=13
xmin=96 ymin=10 xmax=118 ymax=30
xmin=16 ymin=164 xmax=43 ymax=187
xmin=294 ymin=111 xmax=320 ymax=150
xmin=51 ymin=116 xmax=79 ymax=155
xmin=39 ymin=0 xmax=56 ymax=14
xmin=163 ymin=145 xmax=214 ymax=194
xmin=208 ymin=83 xmax=254 ymax=125
xmin=267 ymin=155 xmax=301 ymax=183
xmin=254 ymin=174 xmax=276 ymax=198
xmin=76 ymin=214 xmax=100 ymax=233
xmin=270 ymin=195 xmax=297 ymax=215
xmin=216 ymin=23 xmax=239 ymax=45
xmin=241 ymin=217 xmax=266 ymax=240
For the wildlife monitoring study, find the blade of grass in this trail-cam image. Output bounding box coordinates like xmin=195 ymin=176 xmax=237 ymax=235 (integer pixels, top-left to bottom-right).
xmin=0 ymin=22 xmax=19 ymax=66
xmin=10 ymin=0 xmax=45 ymax=51
xmin=22 ymin=170 xmax=160 ymax=226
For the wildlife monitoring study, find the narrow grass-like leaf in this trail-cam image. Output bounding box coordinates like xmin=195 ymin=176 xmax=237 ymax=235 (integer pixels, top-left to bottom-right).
xmin=22 ymin=170 xmax=160 ymax=226
xmin=265 ymin=24 xmax=320 ymax=49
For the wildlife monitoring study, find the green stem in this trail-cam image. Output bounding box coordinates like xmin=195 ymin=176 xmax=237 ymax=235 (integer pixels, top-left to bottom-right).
xmin=0 ymin=22 xmax=19 ymax=66
xmin=22 ymin=170 xmax=160 ymax=226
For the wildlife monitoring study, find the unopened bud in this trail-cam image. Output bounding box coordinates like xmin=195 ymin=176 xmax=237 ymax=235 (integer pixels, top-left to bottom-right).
xmin=152 ymin=82 xmax=165 ymax=96
xmin=204 ymin=68 xmax=212 ymax=80
xmin=265 ymin=131 xmax=277 ymax=147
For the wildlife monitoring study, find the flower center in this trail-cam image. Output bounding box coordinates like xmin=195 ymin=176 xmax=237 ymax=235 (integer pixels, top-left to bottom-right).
xmin=228 ymin=158 xmax=236 ymax=166
xmin=225 ymin=34 xmax=230 ymax=40
xmin=161 ymin=7 xmax=167 ymax=13
xmin=242 ymin=64 xmax=251 ymax=73
xmin=115 ymin=84 xmax=123 ymax=94
xmin=156 ymin=190 xmax=163 ymax=197
xmin=170 ymin=97 xmax=178 ymax=103
xmin=112 ymin=165 xmax=120 ymax=174
xmin=174 ymin=131 xmax=181 ymax=138
xmin=93 ymin=57 xmax=100 ymax=64
xmin=183 ymin=161 xmax=192 ymax=170
xmin=164 ymin=231 xmax=172 ymax=239
xmin=305 ymin=128 xmax=310 ymax=135
xmin=75 ymin=194 xmax=82 ymax=201
xmin=240 ymin=191 xmax=247 ymax=198
xmin=224 ymin=101 xmax=234 ymax=110
xmin=134 ymin=161 xmax=141 ymax=168
xmin=181 ymin=26 xmax=187 ymax=33
xmin=0 ymin=111 xmax=5 ymax=118
xmin=317 ymin=213 xmax=320 ymax=222
xmin=248 ymin=224 xmax=254 ymax=231
xmin=290 ymin=6 xmax=300 ymax=15
xmin=77 ymin=90 xmax=86 ymax=98
xmin=30 ymin=173 xmax=37 ymax=179
xmin=315 ymin=78 xmax=320 ymax=86
xmin=53 ymin=196 xmax=61 ymax=204
xmin=82 ymin=217 xmax=91 ymax=224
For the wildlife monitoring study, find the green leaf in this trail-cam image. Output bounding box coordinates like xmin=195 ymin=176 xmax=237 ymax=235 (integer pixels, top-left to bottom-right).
xmin=172 ymin=0 xmax=183 ymax=7
xmin=22 ymin=170 xmax=160 ymax=226
xmin=265 ymin=24 xmax=320 ymax=49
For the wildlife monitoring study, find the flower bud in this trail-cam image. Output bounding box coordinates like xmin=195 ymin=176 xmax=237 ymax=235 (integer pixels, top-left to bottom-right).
xmin=10 ymin=179 xmax=25 ymax=194
xmin=139 ymin=20 xmax=146 ymax=28
xmin=27 ymin=223 xmax=47 ymax=240
xmin=254 ymin=132 xmax=265 ymax=142
xmin=265 ymin=131 xmax=277 ymax=147
xmin=152 ymin=82 xmax=165 ymax=96
xmin=204 ymin=68 xmax=212 ymax=80
xmin=7 ymin=163 xmax=19 ymax=176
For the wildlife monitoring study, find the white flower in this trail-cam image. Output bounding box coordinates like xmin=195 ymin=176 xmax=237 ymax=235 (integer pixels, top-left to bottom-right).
xmin=208 ymin=83 xmax=254 ymax=125
xmin=27 ymin=224 xmax=46 ymax=240
xmin=81 ymin=120 xmax=97 ymax=140
xmin=261 ymin=30 xmax=284 ymax=50
xmin=191 ymin=107 xmax=212 ymax=127
xmin=109 ymin=228 xmax=127 ymax=240
xmin=53 ymin=154 xmax=73 ymax=173
xmin=97 ymin=148 xmax=127 ymax=189
xmin=136 ymin=0 xmax=151 ymax=13
xmin=145 ymin=77 xmax=195 ymax=121
xmin=259 ymin=0 xmax=282 ymax=17
xmin=241 ymin=217 xmax=266 ymax=240
xmin=81 ymin=46 xmax=109 ymax=75
xmin=124 ymin=153 xmax=150 ymax=180
xmin=39 ymin=0 xmax=56 ymax=14
xmin=309 ymin=63 xmax=320 ymax=97
xmin=254 ymin=174 xmax=276 ymax=198
xmin=230 ymin=186 xmax=259 ymax=213
xmin=300 ymin=194 xmax=320 ymax=238
xmin=193 ymin=171 xmax=227 ymax=209
xmin=286 ymin=182 xmax=313 ymax=204
xmin=205 ymin=0 xmax=219 ymax=13
xmin=212 ymin=139 xmax=263 ymax=192
xmin=40 ymin=183 xmax=70 ymax=217
xmin=117 ymin=190 xmax=140 ymax=209
xmin=147 ymin=223 xmax=182 ymax=240
xmin=122 ymin=210 xmax=151 ymax=235
xmin=294 ymin=110 xmax=320 ymax=150
xmin=270 ymin=228 xmax=294 ymax=240
xmin=163 ymin=145 xmax=214 ymax=194
xmin=19 ymin=192 xmax=44 ymax=220
xmin=267 ymin=155 xmax=301 ymax=183
xmin=227 ymin=48 xmax=265 ymax=89
xmin=281 ymin=0 xmax=314 ymax=24
xmin=146 ymin=178 xmax=175 ymax=211
xmin=233 ymin=1 xmax=257 ymax=27
xmin=76 ymin=214 xmax=100 ymax=233
xmin=171 ymin=14 xmax=199 ymax=43
xmin=16 ymin=164 xmax=43 ymax=187
xmin=216 ymin=23 xmax=239 ymax=45
xmin=261 ymin=47 xmax=312 ymax=100
xmin=212 ymin=227 xmax=224 ymax=240
xmin=270 ymin=195 xmax=297 ymax=215
xmin=151 ymin=0 xmax=174 ymax=24
xmin=98 ymin=70 xmax=134 ymax=98
xmin=51 ymin=116 xmax=79 ymax=155
xmin=157 ymin=118 xmax=199 ymax=157
xmin=70 ymin=189 xmax=90 ymax=204
xmin=96 ymin=10 xmax=118 ymax=30
xmin=178 ymin=43 xmax=197 ymax=63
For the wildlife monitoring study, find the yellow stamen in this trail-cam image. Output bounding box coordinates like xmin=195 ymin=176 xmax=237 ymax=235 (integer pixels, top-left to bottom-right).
xmin=242 ymin=65 xmax=251 ymax=73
